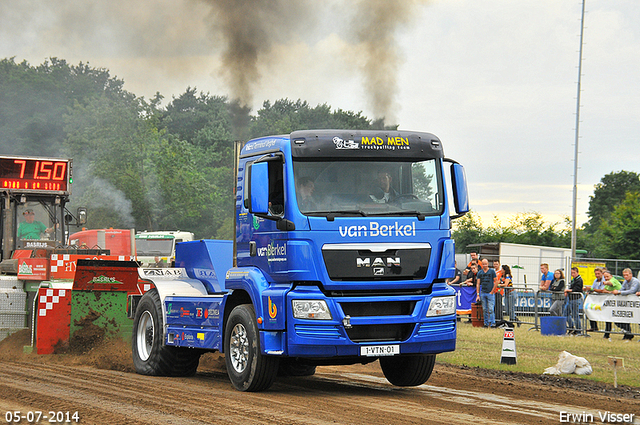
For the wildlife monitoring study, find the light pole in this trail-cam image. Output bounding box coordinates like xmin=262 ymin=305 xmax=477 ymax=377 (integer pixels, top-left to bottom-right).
xmin=571 ymin=0 xmax=586 ymax=259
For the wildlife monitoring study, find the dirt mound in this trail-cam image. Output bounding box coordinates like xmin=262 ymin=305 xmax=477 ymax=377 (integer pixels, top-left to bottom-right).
xmin=445 ymin=363 xmax=640 ymax=400
xmin=0 ymin=327 xmax=134 ymax=372
xmin=199 ymin=352 xmax=227 ymax=373
xmin=0 ymin=328 xmax=32 ymax=359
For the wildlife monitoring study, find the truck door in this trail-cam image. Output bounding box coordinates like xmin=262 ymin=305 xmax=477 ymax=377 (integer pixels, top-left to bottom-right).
xmin=242 ymin=154 xmax=290 ymax=281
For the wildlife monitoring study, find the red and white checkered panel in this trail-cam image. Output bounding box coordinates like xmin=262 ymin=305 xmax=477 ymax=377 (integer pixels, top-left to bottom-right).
xmin=39 ymin=289 xmax=67 ymax=317
xmin=36 ymin=288 xmax=71 ymax=354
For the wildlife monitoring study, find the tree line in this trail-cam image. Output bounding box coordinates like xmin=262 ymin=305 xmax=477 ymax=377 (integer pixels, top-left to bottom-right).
xmin=452 ymin=170 xmax=640 ymax=260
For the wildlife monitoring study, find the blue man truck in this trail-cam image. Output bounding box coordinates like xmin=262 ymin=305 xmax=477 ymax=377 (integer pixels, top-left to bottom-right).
xmin=130 ymin=129 xmax=469 ymax=391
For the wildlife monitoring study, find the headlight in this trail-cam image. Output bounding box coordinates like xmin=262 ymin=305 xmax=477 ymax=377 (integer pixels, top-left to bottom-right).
xmin=426 ymin=296 xmax=456 ymax=317
xmin=292 ymin=300 xmax=332 ymax=320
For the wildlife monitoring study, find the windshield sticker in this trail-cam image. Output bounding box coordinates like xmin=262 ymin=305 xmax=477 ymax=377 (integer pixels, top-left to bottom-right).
xmin=332 ymin=135 xmax=411 ymax=151
xmin=339 ymin=222 xmax=416 ymax=237
xmin=361 ymin=136 xmax=410 ymax=151
xmin=333 ymin=136 xmax=359 ymax=149
xmin=244 ymin=138 xmax=278 ymax=152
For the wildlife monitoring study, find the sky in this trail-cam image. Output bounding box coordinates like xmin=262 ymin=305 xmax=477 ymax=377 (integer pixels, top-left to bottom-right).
xmin=1 ymin=0 xmax=638 ymax=228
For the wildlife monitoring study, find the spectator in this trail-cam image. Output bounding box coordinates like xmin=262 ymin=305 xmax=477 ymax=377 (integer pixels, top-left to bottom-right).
xmin=499 ymin=264 xmax=517 ymax=323
xmin=584 ymin=267 xmax=606 ymax=331
xmin=539 ymin=263 xmax=553 ymax=291
xmin=611 ymin=268 xmax=639 ymax=341
xmin=463 ymin=253 xmax=480 ymax=277
xmin=447 ymin=261 xmax=463 ymax=285
xmin=548 ymin=269 xmax=566 ymax=317
xmin=563 ymin=267 xmax=583 ymax=335
xmin=476 ymin=259 xmax=498 ymax=327
xmin=466 ymin=252 xmax=480 ymax=269
xmin=493 ymin=260 xmax=504 ymax=321
xmin=602 ymin=270 xmax=622 ymax=293
xmin=463 ymin=262 xmax=478 ymax=287
xmin=17 ymin=209 xmax=54 ymax=240
xmin=601 ymin=270 xmax=622 ymax=339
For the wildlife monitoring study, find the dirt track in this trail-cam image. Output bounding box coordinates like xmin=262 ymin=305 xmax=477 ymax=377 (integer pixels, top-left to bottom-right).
xmin=1 ymin=331 xmax=639 ymax=425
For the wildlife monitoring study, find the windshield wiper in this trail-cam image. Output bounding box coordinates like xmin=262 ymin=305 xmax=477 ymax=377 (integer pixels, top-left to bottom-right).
xmin=308 ymin=210 xmax=368 ymax=221
xmin=373 ymin=210 xmax=426 ymax=221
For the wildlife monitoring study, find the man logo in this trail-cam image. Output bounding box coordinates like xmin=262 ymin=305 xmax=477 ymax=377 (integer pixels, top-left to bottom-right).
xmin=356 ymin=257 xmax=400 ymax=268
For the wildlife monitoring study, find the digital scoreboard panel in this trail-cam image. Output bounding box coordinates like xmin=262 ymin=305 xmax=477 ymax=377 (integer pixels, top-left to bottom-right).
xmin=0 ymin=156 xmax=71 ymax=194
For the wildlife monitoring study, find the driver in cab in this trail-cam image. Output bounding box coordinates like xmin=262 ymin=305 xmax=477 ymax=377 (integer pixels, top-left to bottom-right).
xmin=17 ymin=209 xmax=54 ymax=240
xmin=369 ymin=170 xmax=398 ymax=203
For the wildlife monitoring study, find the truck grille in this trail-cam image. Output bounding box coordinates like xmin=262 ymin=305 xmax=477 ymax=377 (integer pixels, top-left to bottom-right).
xmin=340 ymin=301 xmax=416 ymax=317
xmin=345 ymin=323 xmax=415 ymax=342
xmin=322 ymin=245 xmax=430 ymax=281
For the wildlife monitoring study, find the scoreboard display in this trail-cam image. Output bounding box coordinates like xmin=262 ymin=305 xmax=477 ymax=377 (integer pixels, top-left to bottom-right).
xmin=0 ymin=156 xmax=71 ymax=194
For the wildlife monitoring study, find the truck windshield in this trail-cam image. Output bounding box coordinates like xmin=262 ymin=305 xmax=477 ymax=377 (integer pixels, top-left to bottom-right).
xmin=135 ymin=238 xmax=174 ymax=256
xmin=293 ymin=159 xmax=443 ymax=217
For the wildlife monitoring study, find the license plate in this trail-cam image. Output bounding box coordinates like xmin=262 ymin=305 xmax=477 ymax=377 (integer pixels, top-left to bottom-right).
xmin=360 ymin=345 xmax=400 ymax=357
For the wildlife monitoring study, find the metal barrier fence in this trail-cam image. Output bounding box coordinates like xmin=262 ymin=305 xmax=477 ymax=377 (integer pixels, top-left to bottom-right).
xmin=457 ymin=285 xmax=640 ymax=339
xmin=458 ymin=254 xmax=640 ymax=287
xmin=486 ymin=288 xmax=640 ymax=339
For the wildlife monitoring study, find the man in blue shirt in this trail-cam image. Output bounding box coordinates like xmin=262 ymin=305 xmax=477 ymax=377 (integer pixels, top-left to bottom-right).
xmin=539 ymin=263 xmax=554 ymax=291
xmin=585 ymin=267 xmax=606 ymax=332
xmin=476 ymin=259 xmax=498 ymax=327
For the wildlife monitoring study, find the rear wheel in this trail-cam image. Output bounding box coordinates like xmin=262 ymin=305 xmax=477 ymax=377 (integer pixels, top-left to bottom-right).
xmin=379 ymin=354 xmax=435 ymax=386
xmin=224 ymin=304 xmax=279 ymax=391
xmin=132 ymin=289 xmax=201 ymax=376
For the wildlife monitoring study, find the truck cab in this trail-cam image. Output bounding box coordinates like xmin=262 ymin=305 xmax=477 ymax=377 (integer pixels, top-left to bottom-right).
xmin=135 ymin=230 xmax=195 ymax=267
xmin=235 ymin=129 xmax=468 ymax=355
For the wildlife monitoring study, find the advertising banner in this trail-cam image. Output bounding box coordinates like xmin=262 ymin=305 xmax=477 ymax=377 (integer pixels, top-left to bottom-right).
xmin=453 ymin=285 xmax=476 ymax=315
xmin=584 ymin=294 xmax=640 ymax=324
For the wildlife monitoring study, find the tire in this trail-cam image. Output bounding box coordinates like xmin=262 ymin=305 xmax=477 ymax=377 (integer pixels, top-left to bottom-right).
xmin=224 ymin=304 xmax=279 ymax=391
xmin=379 ymin=354 xmax=436 ymax=387
xmin=278 ymin=359 xmax=317 ymax=377
xmin=132 ymin=289 xmax=201 ymax=376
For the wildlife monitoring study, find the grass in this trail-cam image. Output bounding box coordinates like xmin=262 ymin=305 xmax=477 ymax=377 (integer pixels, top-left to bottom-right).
xmin=437 ymin=321 xmax=640 ymax=388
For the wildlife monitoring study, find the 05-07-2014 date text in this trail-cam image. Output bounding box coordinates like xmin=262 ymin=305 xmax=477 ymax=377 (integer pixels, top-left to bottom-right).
xmin=4 ymin=411 xmax=79 ymax=423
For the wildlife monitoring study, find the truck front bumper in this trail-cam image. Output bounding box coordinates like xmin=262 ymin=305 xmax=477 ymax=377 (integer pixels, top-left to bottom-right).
xmin=260 ymin=285 xmax=457 ymax=358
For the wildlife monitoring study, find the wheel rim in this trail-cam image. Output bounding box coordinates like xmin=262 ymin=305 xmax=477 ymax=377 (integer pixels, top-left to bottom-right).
xmin=229 ymin=323 xmax=250 ymax=373
xmin=137 ymin=311 xmax=154 ymax=361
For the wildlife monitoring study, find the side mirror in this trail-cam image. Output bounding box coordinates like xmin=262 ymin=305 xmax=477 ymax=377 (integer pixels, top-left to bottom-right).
xmin=448 ymin=161 xmax=469 ymax=219
xmin=248 ymin=162 xmax=269 ymax=215
xmin=77 ymin=207 xmax=87 ymax=225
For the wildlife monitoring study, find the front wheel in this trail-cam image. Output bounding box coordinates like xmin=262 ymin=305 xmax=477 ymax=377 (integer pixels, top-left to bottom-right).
xmin=224 ymin=304 xmax=279 ymax=391
xmin=379 ymin=354 xmax=435 ymax=387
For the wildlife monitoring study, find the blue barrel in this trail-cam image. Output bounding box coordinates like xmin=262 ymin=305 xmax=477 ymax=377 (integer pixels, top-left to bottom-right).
xmin=540 ymin=316 xmax=566 ymax=336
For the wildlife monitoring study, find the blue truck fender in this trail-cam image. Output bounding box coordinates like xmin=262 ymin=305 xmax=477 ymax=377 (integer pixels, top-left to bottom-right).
xmin=138 ymin=268 xmax=210 ymax=334
xmin=224 ymin=267 xmax=286 ymax=331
